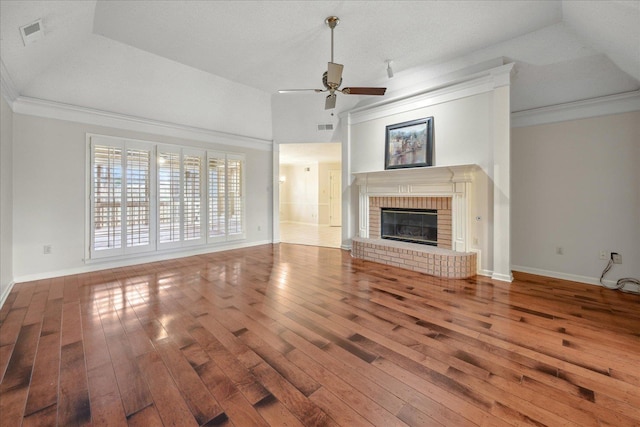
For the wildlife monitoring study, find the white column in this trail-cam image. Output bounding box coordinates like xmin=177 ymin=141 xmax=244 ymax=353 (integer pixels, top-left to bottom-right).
xmin=272 ymin=142 xmax=280 ymax=244
xmin=491 ymin=78 xmax=513 ymax=282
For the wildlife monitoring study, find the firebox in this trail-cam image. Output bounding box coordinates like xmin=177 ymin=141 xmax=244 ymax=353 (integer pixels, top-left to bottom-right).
xmin=381 ymin=208 xmax=437 ymax=246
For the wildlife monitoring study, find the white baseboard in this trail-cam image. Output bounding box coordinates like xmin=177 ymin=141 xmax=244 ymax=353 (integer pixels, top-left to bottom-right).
xmin=476 ymin=269 xmax=493 ymax=277
xmin=511 ymin=265 xmax=640 ymax=294
xmin=13 ymin=240 xmax=273 ymax=284
xmin=280 ymin=221 xmax=323 ymax=226
xmin=492 ymin=272 xmax=514 ymax=282
xmin=0 ymin=281 xmax=15 ymax=309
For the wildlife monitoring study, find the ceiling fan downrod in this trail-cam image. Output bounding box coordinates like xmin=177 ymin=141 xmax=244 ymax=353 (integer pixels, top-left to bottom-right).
xmin=325 ymin=16 xmax=339 ymax=63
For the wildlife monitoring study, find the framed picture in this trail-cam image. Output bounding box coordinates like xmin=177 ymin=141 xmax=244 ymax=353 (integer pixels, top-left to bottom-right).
xmin=384 ymin=117 xmax=433 ymax=170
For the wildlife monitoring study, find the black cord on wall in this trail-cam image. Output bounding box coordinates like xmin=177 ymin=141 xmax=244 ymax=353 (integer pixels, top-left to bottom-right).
xmin=599 ymin=258 xmax=640 ymax=294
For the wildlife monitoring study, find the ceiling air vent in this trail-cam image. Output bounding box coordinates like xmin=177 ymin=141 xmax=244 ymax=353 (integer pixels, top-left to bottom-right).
xmin=317 ymin=123 xmax=334 ymax=131
xmin=20 ymin=19 xmax=44 ymax=46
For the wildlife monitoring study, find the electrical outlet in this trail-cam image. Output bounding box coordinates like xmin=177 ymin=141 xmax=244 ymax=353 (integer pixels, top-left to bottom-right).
xmin=599 ymin=250 xmax=608 ymax=260
xmin=611 ymin=252 xmax=622 ymax=264
xmin=43 ymin=245 xmax=52 ymax=255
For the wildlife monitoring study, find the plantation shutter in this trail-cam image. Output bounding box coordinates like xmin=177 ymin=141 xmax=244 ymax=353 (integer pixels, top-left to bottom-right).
xmin=158 ymin=149 xmax=181 ymax=248
xmin=91 ymin=138 xmax=153 ymax=258
xmin=89 ymin=136 xmax=245 ymax=260
xmin=125 ymin=147 xmax=151 ymax=251
xmin=227 ymin=155 xmax=244 ymax=238
xmin=208 ymin=154 xmax=226 ymax=242
xmin=183 ymin=151 xmax=205 ymax=244
xmin=92 ymin=143 xmax=123 ymax=256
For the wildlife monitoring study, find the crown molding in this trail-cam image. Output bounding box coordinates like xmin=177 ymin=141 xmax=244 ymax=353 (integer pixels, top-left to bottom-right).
xmin=10 ymin=96 xmax=273 ymax=151
xmin=347 ymin=63 xmax=515 ymax=125
xmin=0 ymin=60 xmax=19 ymax=108
xmin=511 ymin=90 xmax=640 ymax=128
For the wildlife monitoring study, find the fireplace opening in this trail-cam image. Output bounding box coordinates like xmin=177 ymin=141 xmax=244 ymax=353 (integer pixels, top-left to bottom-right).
xmin=381 ymin=208 xmax=437 ymax=246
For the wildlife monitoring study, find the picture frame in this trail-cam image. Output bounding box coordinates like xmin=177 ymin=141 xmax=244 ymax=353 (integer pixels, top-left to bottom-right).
xmin=384 ymin=117 xmax=434 ymax=170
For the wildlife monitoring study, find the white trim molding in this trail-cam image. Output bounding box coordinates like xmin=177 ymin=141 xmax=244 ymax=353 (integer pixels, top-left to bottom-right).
xmin=0 ymin=281 xmax=15 ymax=309
xmin=511 ymin=90 xmax=640 ymax=128
xmin=11 ymin=96 xmax=273 ymax=151
xmin=512 ymin=265 xmax=640 ymax=294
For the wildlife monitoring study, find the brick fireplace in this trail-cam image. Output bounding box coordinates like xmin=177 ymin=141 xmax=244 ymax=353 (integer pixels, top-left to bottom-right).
xmin=369 ymin=196 xmax=451 ymax=249
xmin=352 ymin=165 xmax=478 ymax=279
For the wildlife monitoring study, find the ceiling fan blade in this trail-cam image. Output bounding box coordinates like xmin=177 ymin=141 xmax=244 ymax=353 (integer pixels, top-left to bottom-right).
xmin=327 ymin=62 xmax=344 ymax=86
xmin=325 ymin=93 xmax=337 ymax=110
xmin=278 ymin=89 xmax=324 ymax=93
xmin=342 ymin=87 xmax=387 ymax=96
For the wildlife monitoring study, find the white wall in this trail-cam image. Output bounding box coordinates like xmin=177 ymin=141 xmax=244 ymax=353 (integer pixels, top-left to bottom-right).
xmin=271 ymin=94 xmax=343 ymax=144
xmin=512 ymin=111 xmax=640 ymax=286
xmin=0 ymin=95 xmax=13 ymax=304
xmin=12 ymin=113 xmax=273 ymax=281
xmin=279 ymin=163 xmax=319 ymax=224
xmin=349 ymin=91 xmax=497 ymax=274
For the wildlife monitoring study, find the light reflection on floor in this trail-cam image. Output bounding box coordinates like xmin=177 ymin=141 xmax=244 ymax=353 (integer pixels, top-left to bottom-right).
xmin=279 ymin=222 xmax=341 ymax=248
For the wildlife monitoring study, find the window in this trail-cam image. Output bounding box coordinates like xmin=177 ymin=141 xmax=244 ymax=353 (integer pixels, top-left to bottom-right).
xmin=208 ymin=153 xmax=245 ymax=243
xmin=90 ymin=138 xmax=153 ymax=258
xmin=126 ymin=148 xmax=151 ymax=248
xmin=92 ymin=144 xmax=122 ymax=253
xmin=88 ymin=135 xmax=245 ymax=260
xmin=227 ymin=155 xmax=244 ymax=237
xmin=208 ymin=155 xmax=226 ymax=240
xmin=183 ymin=153 xmax=203 ymax=242
xmin=158 ymin=151 xmax=181 ymax=244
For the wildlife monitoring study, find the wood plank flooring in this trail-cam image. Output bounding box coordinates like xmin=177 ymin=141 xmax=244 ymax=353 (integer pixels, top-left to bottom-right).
xmin=1 ymin=243 xmax=639 ymax=426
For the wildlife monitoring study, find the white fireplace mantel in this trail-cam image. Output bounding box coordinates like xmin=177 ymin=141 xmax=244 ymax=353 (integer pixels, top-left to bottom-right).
xmin=353 ymin=164 xmax=478 ymax=252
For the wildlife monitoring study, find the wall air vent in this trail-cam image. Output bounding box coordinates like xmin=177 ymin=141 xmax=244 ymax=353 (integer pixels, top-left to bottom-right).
xmin=20 ymin=19 xmax=44 ymax=46
xmin=317 ymin=123 xmax=334 ymax=131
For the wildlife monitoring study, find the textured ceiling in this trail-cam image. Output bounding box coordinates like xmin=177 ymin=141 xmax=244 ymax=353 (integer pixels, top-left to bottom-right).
xmin=1 ymin=1 xmax=639 ymax=133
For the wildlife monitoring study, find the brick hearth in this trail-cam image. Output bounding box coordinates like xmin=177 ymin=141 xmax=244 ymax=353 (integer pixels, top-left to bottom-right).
xmin=351 ymin=237 xmax=477 ymax=279
xmin=353 ymin=195 xmax=476 ymax=279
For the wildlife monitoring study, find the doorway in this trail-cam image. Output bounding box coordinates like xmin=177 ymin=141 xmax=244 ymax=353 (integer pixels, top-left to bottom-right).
xmin=278 ymin=143 xmax=342 ymax=248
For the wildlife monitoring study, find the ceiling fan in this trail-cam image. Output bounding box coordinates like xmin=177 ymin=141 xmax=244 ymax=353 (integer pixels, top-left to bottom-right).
xmin=278 ymin=16 xmax=387 ymax=110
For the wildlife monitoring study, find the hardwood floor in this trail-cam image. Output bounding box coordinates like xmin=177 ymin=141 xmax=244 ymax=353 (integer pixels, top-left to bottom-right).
xmin=1 ymin=243 xmax=639 ymax=426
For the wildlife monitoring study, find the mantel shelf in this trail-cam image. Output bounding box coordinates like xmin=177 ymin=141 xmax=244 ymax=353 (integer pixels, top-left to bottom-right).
xmin=353 ymin=164 xmax=479 ymax=185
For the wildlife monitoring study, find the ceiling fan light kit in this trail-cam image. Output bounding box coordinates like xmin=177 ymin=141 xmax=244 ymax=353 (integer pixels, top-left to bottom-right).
xmin=279 ymin=16 xmax=386 ymax=110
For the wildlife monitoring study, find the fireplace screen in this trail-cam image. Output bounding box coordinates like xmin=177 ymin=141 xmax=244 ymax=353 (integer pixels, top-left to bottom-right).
xmin=381 ymin=208 xmax=437 ymax=246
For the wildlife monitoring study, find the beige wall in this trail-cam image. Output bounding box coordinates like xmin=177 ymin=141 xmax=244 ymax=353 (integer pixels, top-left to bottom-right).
xmin=11 ymin=113 xmax=273 ymax=281
xmin=512 ymin=111 xmax=640 ymax=285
